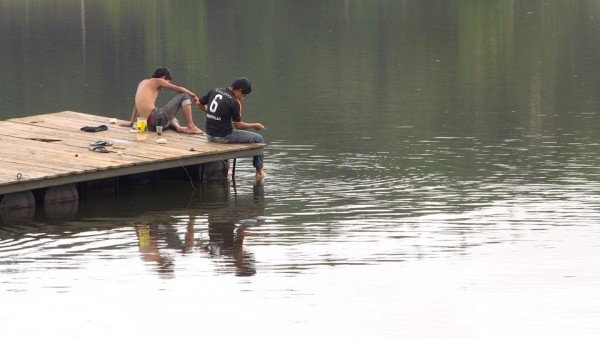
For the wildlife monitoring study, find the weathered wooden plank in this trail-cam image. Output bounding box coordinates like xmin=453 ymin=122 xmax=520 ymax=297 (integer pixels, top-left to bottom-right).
xmin=0 ymin=134 xmax=136 ymax=166
xmin=2 ymin=114 xmax=255 ymax=154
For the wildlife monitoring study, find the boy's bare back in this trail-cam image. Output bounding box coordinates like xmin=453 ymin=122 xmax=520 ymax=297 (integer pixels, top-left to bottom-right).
xmin=135 ymin=78 xmax=163 ymax=118
xmin=119 ymin=67 xmax=203 ymax=133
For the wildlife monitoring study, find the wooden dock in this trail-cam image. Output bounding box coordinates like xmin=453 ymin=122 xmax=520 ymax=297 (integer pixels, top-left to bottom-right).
xmin=0 ymin=111 xmax=264 ymax=196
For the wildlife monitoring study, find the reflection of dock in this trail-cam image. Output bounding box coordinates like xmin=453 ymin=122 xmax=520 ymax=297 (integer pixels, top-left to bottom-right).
xmin=0 ymin=111 xmax=264 ymax=211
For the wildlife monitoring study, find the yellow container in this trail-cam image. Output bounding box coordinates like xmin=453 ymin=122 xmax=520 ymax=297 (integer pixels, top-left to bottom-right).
xmin=136 ymin=117 xmax=147 ymax=141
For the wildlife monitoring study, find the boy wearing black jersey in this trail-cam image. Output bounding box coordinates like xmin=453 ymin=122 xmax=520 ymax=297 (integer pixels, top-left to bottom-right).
xmin=196 ymin=78 xmax=266 ymax=181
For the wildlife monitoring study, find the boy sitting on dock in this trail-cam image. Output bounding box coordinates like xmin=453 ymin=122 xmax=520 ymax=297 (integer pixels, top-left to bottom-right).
xmin=119 ymin=67 xmax=204 ymax=134
xmin=196 ymin=78 xmax=267 ymax=181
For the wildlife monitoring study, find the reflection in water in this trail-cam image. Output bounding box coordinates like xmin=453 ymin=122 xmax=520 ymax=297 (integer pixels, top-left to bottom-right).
xmin=0 ymin=180 xmax=266 ymax=281
xmin=1 ymin=1 xmax=600 ymax=336
xmin=133 ymin=181 xmax=264 ymax=277
xmin=136 ymin=224 xmax=177 ymax=276
xmin=199 ymin=182 xmax=264 ymax=276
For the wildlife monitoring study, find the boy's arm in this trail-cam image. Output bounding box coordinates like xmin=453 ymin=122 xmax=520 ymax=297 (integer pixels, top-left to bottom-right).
xmin=118 ymin=105 xmax=137 ymax=127
xmin=159 ymin=79 xmax=198 ymax=100
xmin=195 ymin=93 xmax=209 ymax=112
xmin=233 ymin=121 xmax=265 ymax=131
xmin=196 ymin=101 xmax=208 ymax=113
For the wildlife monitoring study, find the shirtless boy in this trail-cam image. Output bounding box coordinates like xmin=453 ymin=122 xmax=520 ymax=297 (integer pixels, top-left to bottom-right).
xmin=119 ymin=67 xmax=204 ymax=134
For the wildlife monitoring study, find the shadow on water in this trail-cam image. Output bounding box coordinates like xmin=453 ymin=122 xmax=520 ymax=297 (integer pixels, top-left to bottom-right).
xmin=0 ymin=178 xmax=266 ymax=278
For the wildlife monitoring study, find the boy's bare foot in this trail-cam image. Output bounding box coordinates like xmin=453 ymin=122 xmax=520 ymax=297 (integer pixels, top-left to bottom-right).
xmin=171 ymin=118 xmax=204 ymax=134
xmin=176 ymin=125 xmax=204 ymax=134
xmin=182 ymin=126 xmax=205 ymax=134
xmin=255 ymin=169 xmax=267 ymax=182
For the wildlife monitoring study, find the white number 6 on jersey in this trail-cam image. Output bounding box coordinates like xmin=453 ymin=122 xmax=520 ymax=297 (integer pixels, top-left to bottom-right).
xmin=209 ymin=94 xmax=223 ymax=113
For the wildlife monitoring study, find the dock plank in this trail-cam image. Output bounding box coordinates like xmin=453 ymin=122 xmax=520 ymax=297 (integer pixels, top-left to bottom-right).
xmin=0 ymin=111 xmax=265 ymax=194
xmin=4 ymin=112 xmax=251 ymax=155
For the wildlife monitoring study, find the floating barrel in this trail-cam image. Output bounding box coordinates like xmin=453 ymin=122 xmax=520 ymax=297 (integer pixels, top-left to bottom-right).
xmin=200 ymin=160 xmax=230 ymax=181
xmin=0 ymin=190 xmax=36 ymax=219
xmin=44 ymin=184 xmax=79 ymax=204
xmin=44 ymin=184 xmax=79 ymax=217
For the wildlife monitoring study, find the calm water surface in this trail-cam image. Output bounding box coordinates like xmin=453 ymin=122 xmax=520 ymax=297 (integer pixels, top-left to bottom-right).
xmin=1 ymin=1 xmax=599 ymax=337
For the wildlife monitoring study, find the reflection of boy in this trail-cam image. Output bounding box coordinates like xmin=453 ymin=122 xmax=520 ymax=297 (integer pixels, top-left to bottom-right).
xmin=207 ymin=223 xmax=255 ymax=277
xmin=196 ymin=78 xmax=266 ymax=181
xmin=119 ymin=67 xmax=204 ymax=134
xmin=136 ymin=225 xmax=175 ymax=276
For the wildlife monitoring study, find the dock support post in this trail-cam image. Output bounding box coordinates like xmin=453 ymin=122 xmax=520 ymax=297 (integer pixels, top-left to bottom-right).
xmin=232 ymin=158 xmax=237 ymax=180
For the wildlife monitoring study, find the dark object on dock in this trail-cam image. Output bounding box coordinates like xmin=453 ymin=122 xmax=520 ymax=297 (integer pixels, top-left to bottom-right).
xmin=80 ymin=125 xmax=108 ymax=132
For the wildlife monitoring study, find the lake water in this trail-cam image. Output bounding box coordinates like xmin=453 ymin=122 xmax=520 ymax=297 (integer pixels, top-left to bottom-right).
xmin=1 ymin=1 xmax=599 ymax=337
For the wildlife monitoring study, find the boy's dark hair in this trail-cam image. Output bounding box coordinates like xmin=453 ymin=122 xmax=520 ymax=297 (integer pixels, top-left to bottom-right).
xmin=152 ymin=67 xmax=172 ymax=80
xmin=231 ymin=77 xmax=252 ymax=95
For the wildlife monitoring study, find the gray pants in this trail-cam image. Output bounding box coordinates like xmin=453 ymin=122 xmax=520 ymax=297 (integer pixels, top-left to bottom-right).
xmin=207 ymin=129 xmax=264 ymax=170
xmin=147 ymin=93 xmax=192 ymax=131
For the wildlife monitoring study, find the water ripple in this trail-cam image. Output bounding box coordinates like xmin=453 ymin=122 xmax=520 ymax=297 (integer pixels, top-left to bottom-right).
xmin=0 ymin=134 xmax=598 ymax=278
xmin=254 ymin=138 xmax=600 ymax=267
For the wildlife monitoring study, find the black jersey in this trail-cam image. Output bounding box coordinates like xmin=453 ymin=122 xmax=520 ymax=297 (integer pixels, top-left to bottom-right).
xmin=199 ymin=88 xmax=242 ymax=137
